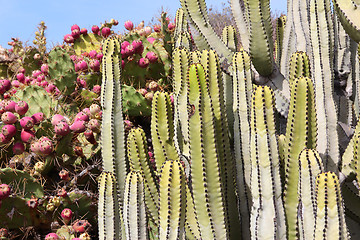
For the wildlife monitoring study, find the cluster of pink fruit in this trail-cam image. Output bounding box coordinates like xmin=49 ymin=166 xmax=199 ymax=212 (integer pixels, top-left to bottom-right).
xmin=45 ymin=218 xmax=92 ymax=240
xmin=51 ymin=103 xmax=101 ymax=145
xmin=70 ymin=49 xmax=103 ymax=74
xmin=120 ymin=39 xmax=158 ymax=69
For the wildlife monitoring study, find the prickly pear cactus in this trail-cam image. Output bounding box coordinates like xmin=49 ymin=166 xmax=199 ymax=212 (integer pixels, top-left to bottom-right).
xmin=74 ymin=33 xmax=102 ymax=55
xmin=48 ymin=47 xmax=77 ymax=96
xmin=122 ymin=85 xmax=151 ymax=116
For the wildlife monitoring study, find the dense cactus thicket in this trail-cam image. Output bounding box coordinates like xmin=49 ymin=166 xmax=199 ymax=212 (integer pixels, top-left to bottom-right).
xmin=1 ymin=0 xmax=360 ymax=239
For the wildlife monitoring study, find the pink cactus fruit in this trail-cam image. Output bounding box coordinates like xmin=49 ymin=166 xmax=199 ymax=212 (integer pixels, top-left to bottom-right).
xmin=90 ymin=60 xmax=100 ymax=72
xmin=121 ymin=41 xmax=130 ymax=50
xmin=15 ymin=101 xmax=29 ymax=115
xmin=45 ymin=233 xmax=59 ymax=240
xmin=36 ymin=74 xmax=45 ymax=82
xmin=59 ymin=169 xmax=70 ymax=181
xmin=71 ymin=29 xmax=81 ymax=39
xmin=16 ymin=72 xmax=25 ymax=83
xmin=39 ymin=138 xmax=54 ymax=156
xmin=82 ymin=107 xmax=91 ymax=116
xmin=61 ymin=208 xmax=73 ymax=224
xmin=30 ymin=141 xmax=41 ymax=154
xmin=111 ymin=19 xmax=119 ymax=26
xmin=84 ymin=129 xmax=96 ymax=144
xmin=92 ymin=25 xmax=100 ymax=34
xmin=72 ymin=220 xmax=91 ymax=233
xmin=0 ymin=82 xmax=6 ymax=95
xmin=13 ymin=142 xmax=25 ymax=155
xmin=138 ymin=28 xmax=146 ymax=36
xmin=124 ymin=45 xmax=135 ymax=57
xmin=1 ymin=111 xmax=17 ymax=124
xmin=138 ymin=58 xmax=149 ymax=68
xmin=101 ymin=27 xmax=111 ymax=38
xmin=27 ymin=198 xmax=38 ymax=208
xmin=0 ymin=184 xmax=11 ymax=200
xmin=51 ymin=114 xmax=65 ymax=126
xmin=71 ymin=24 xmax=80 ymax=32
xmin=121 ymin=60 xmax=125 ymax=69
xmin=21 ymin=129 xmax=36 ymax=143
xmin=20 ymin=116 xmax=34 ymax=130
xmin=88 ymin=119 xmax=100 ymax=133
xmin=80 ymin=28 xmax=88 ymax=35
xmin=32 ymin=70 xmax=42 ymax=78
xmin=90 ymin=104 xmax=101 ymax=116
xmin=78 ymin=61 xmax=88 ymax=72
xmin=132 ymin=40 xmax=144 ymax=55
xmin=148 ymin=81 xmax=159 ymax=91
xmin=168 ymin=22 xmax=175 ymax=31
xmin=89 ymin=50 xmax=97 ymax=59
xmin=64 ymin=34 xmax=74 ymax=44
xmin=92 ymin=85 xmax=101 ymax=94
xmin=70 ymin=120 xmax=86 ymax=133
xmin=11 ymin=80 xmax=20 ymax=88
xmin=96 ymin=53 xmax=103 ymax=61
xmin=144 ymin=26 xmax=152 ymax=35
xmin=57 ymin=188 xmax=67 ymax=197
xmin=4 ymin=100 xmax=16 ymax=112
xmin=170 ymin=94 xmax=174 ymax=104
xmin=32 ymin=112 xmax=45 ymax=124
xmin=75 ymin=112 xmax=89 ymax=121
xmin=2 ymin=124 xmax=16 ymax=138
xmin=41 ymin=64 xmax=49 ymax=74
xmin=124 ymin=120 xmax=134 ymax=132
xmin=145 ymin=51 xmax=158 ymax=63
xmin=153 ymin=25 xmax=161 ymax=32
xmin=0 ymin=228 xmax=8 ymax=238
xmin=147 ymin=37 xmax=156 ymax=44
xmin=1 ymin=79 xmax=11 ymax=91
xmin=145 ymin=92 xmax=154 ymax=102
xmin=54 ymin=122 xmax=70 ymax=136
xmin=0 ymin=133 xmax=10 ymax=144
xmin=124 ymin=20 xmax=134 ymax=31
xmin=137 ymin=88 xmax=147 ymax=97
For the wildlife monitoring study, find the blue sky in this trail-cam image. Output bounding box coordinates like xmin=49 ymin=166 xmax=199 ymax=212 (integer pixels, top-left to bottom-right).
xmin=0 ymin=0 xmax=286 ymax=49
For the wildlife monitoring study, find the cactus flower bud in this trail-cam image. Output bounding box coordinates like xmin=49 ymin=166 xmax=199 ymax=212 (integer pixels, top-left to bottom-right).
xmin=124 ymin=20 xmax=134 ymax=31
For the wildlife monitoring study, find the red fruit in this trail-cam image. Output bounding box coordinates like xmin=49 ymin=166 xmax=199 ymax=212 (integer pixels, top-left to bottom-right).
xmin=70 ymin=120 xmax=86 ymax=133
xmin=32 ymin=70 xmax=42 ymax=78
xmin=80 ymin=28 xmax=88 ymax=35
xmin=121 ymin=41 xmax=130 ymax=50
xmin=89 ymin=104 xmax=101 ymax=116
xmin=0 ymin=133 xmax=10 ymax=144
xmin=168 ymin=22 xmax=175 ymax=31
xmin=153 ymin=25 xmax=161 ymax=32
xmin=145 ymin=92 xmax=154 ymax=101
xmin=84 ymin=130 xmax=96 ymax=144
xmin=92 ymin=25 xmax=100 ymax=34
xmin=89 ymin=50 xmax=97 ymax=59
xmin=39 ymin=140 xmax=53 ymax=156
xmin=89 ymin=60 xmax=100 ymax=72
xmin=92 ymin=85 xmax=101 ymax=94
xmin=41 ymin=64 xmax=49 ymax=74
xmin=124 ymin=45 xmax=135 ymax=56
xmin=3 ymin=100 xmax=16 ymax=112
xmin=138 ymin=58 xmax=149 ymax=68
xmin=145 ymin=51 xmax=158 ymax=63
xmin=124 ymin=120 xmax=134 ymax=131
xmin=51 ymin=114 xmax=65 ymax=126
xmin=13 ymin=142 xmax=24 ymax=155
xmin=45 ymin=233 xmax=59 ymax=240
xmin=101 ymin=27 xmax=111 ymax=38
xmin=121 ymin=60 xmax=125 ymax=69
xmin=27 ymin=198 xmax=38 ymax=209
xmin=82 ymin=108 xmax=91 ymax=116
xmin=61 ymin=208 xmax=73 ymax=223
xmin=0 ymin=184 xmax=11 ymax=200
xmin=31 ymin=112 xmax=44 ymax=124
xmin=30 ymin=141 xmax=41 ymax=154
xmin=148 ymin=81 xmax=159 ymax=91
xmin=124 ymin=20 xmax=134 ymax=31
xmin=71 ymin=29 xmax=81 ymax=39
xmin=78 ymin=61 xmax=88 ymax=72
xmin=15 ymin=101 xmax=29 ymax=115
xmin=21 ymin=129 xmax=35 ymax=143
xmin=72 ymin=220 xmax=91 ymax=233
xmin=64 ymin=34 xmax=74 ymax=44
xmin=137 ymin=88 xmax=147 ymax=96
xmin=54 ymin=122 xmax=70 ymax=136
xmin=88 ymin=119 xmax=100 ymax=133
xmin=147 ymin=37 xmax=156 ymax=44
xmin=71 ymin=24 xmax=80 ymax=32
xmin=96 ymin=53 xmax=103 ymax=61
xmin=1 ymin=111 xmax=17 ymax=124
xmin=16 ymin=73 xmax=25 ymax=82
xmin=75 ymin=112 xmax=89 ymax=121
xmin=57 ymin=188 xmax=67 ymax=197
xmin=74 ymin=146 xmax=84 ymax=157
xmin=2 ymin=124 xmax=16 ymax=138
xmin=20 ymin=116 xmax=34 ymax=130
xmin=59 ymin=169 xmax=70 ymax=181
xmin=132 ymin=40 xmax=144 ymax=55
xmin=11 ymin=80 xmax=20 ymax=88
xmin=0 ymin=228 xmax=8 ymax=238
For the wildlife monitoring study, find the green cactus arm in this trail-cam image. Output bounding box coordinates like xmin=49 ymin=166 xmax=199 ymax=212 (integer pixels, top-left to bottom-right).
xmin=187 ymin=63 xmax=228 ymax=239
xmin=310 ymin=0 xmax=339 ymax=171
xmin=314 ymin=172 xmax=349 ymax=239
xmin=98 ymin=172 xmax=125 ymax=240
xmin=174 ymin=8 xmax=189 ymax=40
xmin=352 ymin=132 xmax=360 ymax=189
xmin=292 ymin=0 xmax=312 ymax=54
xmin=275 ymin=16 xmax=286 ymax=66
xmin=199 ymin=49 xmax=241 ymax=238
xmin=341 ymin=182 xmax=360 ymax=223
xmin=174 ymin=32 xmax=192 ymax=50
xmin=184 ymin=184 xmax=202 ymax=240
xmin=332 ymin=0 xmax=360 ymax=43
xmin=250 ymin=86 xmax=287 ymax=240
xmin=158 ymin=160 xmax=186 ymax=240
xmin=173 ymin=48 xmax=191 ymax=160
xmin=245 ymin=0 xmax=274 ymax=76
xmin=151 ymin=92 xmax=179 ymax=172
xmin=100 ymin=37 xmax=127 ymax=199
xmin=179 ymin=0 xmax=234 ymax=63
xmin=283 ymin=76 xmax=317 ymax=240
xmin=222 ymin=26 xmax=237 ymax=52
xmin=127 ymin=128 xmax=159 ymax=223
xmin=232 ymin=50 xmax=253 ymax=239
xmin=297 ymin=149 xmax=323 ymax=240
xmin=229 ymin=0 xmax=250 ymax=50
xmin=288 ymin=51 xmax=311 ymax=86
xmin=342 ymin=118 xmax=360 ymax=177
xmin=123 ymin=171 xmax=147 ymax=240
